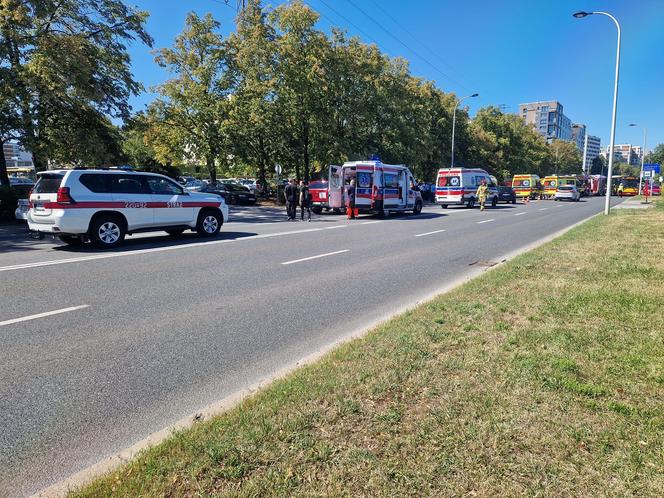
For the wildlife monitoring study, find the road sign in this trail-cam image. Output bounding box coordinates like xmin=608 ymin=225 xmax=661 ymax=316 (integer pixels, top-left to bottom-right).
xmin=274 ymin=164 xmax=282 ymax=175
xmin=644 ymin=170 xmax=652 ymax=178
xmin=643 ymin=163 xmax=660 ymax=174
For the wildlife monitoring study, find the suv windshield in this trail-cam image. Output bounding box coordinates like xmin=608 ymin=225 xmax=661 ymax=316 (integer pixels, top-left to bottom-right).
xmin=34 ymin=173 xmax=64 ymax=193
xmin=309 ymin=181 xmax=327 ymax=189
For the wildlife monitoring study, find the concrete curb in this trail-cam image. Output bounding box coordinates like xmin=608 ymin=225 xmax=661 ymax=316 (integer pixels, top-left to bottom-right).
xmin=34 ymin=209 xmax=603 ymax=498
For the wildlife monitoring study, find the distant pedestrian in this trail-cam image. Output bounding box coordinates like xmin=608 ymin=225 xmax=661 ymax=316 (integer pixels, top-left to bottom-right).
xmin=476 ymin=178 xmax=489 ymax=211
xmin=284 ymin=178 xmax=298 ymax=220
xmin=345 ymin=178 xmax=358 ymax=219
xmin=299 ymin=180 xmax=312 ymax=221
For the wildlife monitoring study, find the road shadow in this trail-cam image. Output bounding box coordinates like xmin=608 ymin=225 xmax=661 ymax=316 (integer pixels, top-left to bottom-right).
xmin=383 ymin=212 xmax=447 ymax=220
xmin=0 ymin=223 xmax=54 ymax=254
xmin=50 ymin=231 xmax=260 ymax=254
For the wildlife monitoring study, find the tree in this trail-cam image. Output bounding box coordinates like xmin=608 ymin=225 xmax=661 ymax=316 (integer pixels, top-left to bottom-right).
xmin=590 ymin=155 xmax=606 ymax=175
xmin=468 ymin=106 xmax=550 ymax=179
xmin=0 ymin=0 xmax=153 ymax=183
xmin=148 ymin=12 xmax=234 ymax=183
xmin=226 ymin=0 xmax=281 ymax=187
xmin=121 ymin=114 xmax=180 ymax=178
xmin=548 ymin=140 xmax=582 ymax=175
xmin=270 ymin=1 xmax=329 ymax=181
xmin=646 ymin=143 xmax=664 ymax=166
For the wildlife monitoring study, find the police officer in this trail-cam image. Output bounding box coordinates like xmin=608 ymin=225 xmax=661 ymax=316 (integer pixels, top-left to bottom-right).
xmin=299 ymin=180 xmax=312 ymax=222
xmin=284 ymin=178 xmax=298 ymax=220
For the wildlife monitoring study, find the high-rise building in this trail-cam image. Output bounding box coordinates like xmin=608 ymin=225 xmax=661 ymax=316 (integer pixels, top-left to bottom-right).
xmin=2 ymin=142 xmax=34 ymax=170
xmin=604 ymin=144 xmax=642 ymax=166
xmin=572 ymin=124 xmax=586 ymax=152
xmin=583 ymin=135 xmax=601 ymax=172
xmin=519 ymin=101 xmax=573 ymax=141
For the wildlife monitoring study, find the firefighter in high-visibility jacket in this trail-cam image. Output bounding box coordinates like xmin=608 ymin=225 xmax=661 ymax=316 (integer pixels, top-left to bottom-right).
xmin=476 ymin=179 xmax=489 ymax=211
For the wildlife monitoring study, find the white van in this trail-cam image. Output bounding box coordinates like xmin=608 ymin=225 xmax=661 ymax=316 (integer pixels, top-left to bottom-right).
xmin=435 ymin=167 xmax=499 ymax=208
xmin=328 ymin=160 xmax=423 ymax=216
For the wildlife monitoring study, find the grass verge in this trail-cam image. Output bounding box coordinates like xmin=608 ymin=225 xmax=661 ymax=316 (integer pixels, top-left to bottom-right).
xmin=75 ymin=205 xmax=664 ymax=497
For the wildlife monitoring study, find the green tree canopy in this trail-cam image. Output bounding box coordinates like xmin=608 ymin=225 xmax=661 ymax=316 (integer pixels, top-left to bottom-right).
xmin=0 ymin=0 xmax=153 ymax=184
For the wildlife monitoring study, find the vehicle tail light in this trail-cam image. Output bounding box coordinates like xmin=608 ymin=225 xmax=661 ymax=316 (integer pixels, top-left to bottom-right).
xmin=57 ymin=187 xmax=75 ymax=204
xmin=28 ymin=189 xmax=34 ymax=208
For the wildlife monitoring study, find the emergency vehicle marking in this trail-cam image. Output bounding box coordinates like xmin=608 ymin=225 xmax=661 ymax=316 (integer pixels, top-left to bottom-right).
xmin=40 ymin=201 xmax=221 ymax=210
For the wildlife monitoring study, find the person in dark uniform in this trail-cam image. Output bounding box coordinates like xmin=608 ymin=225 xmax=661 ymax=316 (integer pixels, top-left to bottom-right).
xmin=284 ymin=178 xmax=298 ymax=220
xmin=345 ymin=178 xmax=358 ymax=219
xmin=299 ymin=180 xmax=312 ymax=221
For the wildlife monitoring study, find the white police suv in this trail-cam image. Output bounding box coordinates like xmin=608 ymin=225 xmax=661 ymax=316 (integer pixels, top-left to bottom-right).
xmin=28 ymin=169 xmax=229 ymax=248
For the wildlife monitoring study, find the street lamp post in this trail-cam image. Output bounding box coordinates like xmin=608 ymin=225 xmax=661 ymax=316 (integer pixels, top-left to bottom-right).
xmin=629 ymin=123 xmax=647 ymax=198
xmin=451 ymin=93 xmax=478 ymax=168
xmin=573 ymin=11 xmax=621 ymax=215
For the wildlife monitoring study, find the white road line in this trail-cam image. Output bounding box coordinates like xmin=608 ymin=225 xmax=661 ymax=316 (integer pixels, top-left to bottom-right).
xmin=414 ymin=229 xmax=446 ymax=237
xmin=514 ymin=212 xmax=527 ymax=216
xmin=281 ymin=249 xmax=349 ymax=266
xmin=476 ymin=219 xmax=495 ymax=224
xmin=0 ymin=305 xmax=89 ymax=327
xmin=361 ymin=220 xmax=382 ymax=225
xmin=0 ymin=225 xmax=351 ymax=273
xmin=539 ymin=208 xmax=548 ymax=211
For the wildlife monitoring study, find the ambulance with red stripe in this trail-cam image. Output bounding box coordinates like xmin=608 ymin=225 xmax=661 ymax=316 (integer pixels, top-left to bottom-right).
xmin=435 ymin=167 xmax=499 ymax=208
xmin=27 ymin=169 xmax=228 ymax=247
xmin=328 ymin=160 xmax=423 ymax=216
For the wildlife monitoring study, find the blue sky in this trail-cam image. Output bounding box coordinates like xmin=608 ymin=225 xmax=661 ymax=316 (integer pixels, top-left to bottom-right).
xmin=125 ymin=0 xmax=664 ymax=150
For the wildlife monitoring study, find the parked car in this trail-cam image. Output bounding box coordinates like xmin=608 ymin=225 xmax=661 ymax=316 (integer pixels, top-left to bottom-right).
xmin=184 ymin=179 xmax=206 ymax=192
xmin=642 ymin=183 xmax=661 ymax=196
xmin=15 ymin=198 xmax=30 ymax=221
xmin=236 ymin=179 xmax=260 ymax=193
xmin=223 ymin=182 xmax=257 ymax=205
xmin=497 ymin=185 xmax=517 ymax=204
xmin=27 ymin=169 xmax=228 ymax=247
xmin=554 ymin=185 xmax=581 ymax=202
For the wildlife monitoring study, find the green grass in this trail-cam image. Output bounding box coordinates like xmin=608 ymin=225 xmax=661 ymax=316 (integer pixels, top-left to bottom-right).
xmin=74 ymin=203 xmax=664 ymax=497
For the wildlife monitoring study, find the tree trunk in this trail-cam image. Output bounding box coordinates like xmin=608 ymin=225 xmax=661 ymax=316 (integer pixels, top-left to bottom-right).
xmin=257 ymin=135 xmax=267 ymax=189
xmin=32 ymin=150 xmax=48 ymax=172
xmin=0 ymin=141 xmax=9 ymax=186
xmin=207 ymin=156 xmax=216 ymax=183
xmin=303 ymin=122 xmax=310 ymax=182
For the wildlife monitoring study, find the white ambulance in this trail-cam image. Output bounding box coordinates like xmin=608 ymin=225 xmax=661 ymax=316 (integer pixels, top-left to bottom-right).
xmin=328 ymin=160 xmax=423 ymax=216
xmin=435 ymin=167 xmax=499 ymax=208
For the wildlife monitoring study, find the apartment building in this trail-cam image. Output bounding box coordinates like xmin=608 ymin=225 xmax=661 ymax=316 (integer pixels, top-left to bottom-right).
xmin=519 ymin=101 xmax=573 ymax=141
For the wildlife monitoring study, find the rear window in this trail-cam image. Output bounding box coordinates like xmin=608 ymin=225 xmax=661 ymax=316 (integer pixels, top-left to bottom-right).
xmin=558 ymin=186 xmax=573 ymax=191
xmin=543 ymin=180 xmax=557 ymax=187
xmin=309 ymin=181 xmax=328 ymax=189
xmin=34 ymin=173 xmax=64 ymax=193
xmin=438 ymin=176 xmax=460 ymax=187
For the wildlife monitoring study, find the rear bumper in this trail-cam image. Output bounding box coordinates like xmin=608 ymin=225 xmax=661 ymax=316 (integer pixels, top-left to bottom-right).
xmin=27 ymin=210 xmax=88 ymax=235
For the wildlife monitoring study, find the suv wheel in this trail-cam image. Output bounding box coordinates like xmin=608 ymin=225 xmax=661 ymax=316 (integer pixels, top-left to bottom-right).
xmin=90 ymin=215 xmax=125 ymax=248
xmin=467 ymin=197 xmax=476 ymax=208
xmin=196 ymin=210 xmax=222 ymax=237
xmin=413 ymin=200 xmax=422 ymax=215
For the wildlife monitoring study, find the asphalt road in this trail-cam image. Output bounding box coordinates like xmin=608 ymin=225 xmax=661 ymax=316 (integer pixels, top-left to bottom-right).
xmin=0 ymin=197 xmax=621 ymax=496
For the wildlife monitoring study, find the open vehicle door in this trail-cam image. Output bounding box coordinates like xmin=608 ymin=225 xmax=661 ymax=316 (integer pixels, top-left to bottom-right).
xmin=328 ymin=165 xmax=343 ymax=209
